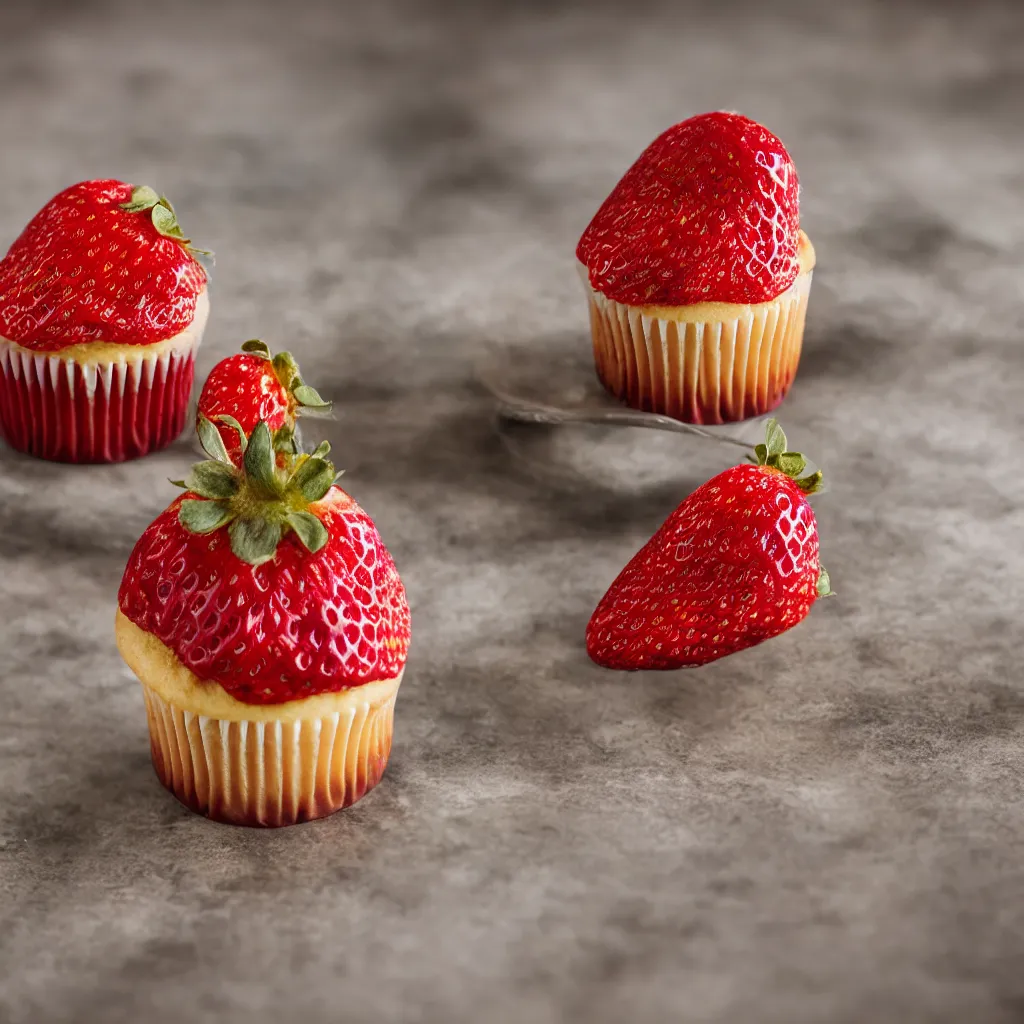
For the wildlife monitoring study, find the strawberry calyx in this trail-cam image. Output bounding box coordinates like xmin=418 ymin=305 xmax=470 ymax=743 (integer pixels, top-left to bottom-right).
xmin=748 ymin=418 xmax=824 ymax=495
xmin=240 ymin=339 xmax=333 ymax=432
xmin=119 ymin=184 xmax=213 ymax=259
xmin=171 ymin=415 xmax=344 ymax=566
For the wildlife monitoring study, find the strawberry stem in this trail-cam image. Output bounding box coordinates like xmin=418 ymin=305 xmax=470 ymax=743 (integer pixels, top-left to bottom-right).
xmin=751 ymin=418 xmax=824 ymax=495
xmin=119 ymin=184 xmax=213 ymax=260
xmin=240 ymin=339 xmax=334 ymax=421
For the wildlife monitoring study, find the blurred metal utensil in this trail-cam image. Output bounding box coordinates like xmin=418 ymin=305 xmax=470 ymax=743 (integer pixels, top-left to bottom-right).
xmin=476 ymin=349 xmax=758 ymax=451
xmin=486 ymin=381 xmax=755 ymax=450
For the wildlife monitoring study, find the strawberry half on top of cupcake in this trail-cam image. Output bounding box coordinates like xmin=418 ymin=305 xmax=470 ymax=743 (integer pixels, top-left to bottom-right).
xmin=115 ymin=415 xmax=410 ymax=827
xmin=197 ymin=338 xmax=332 ymax=464
xmin=0 ymin=179 xmax=209 ymax=463
xmin=577 ymin=112 xmax=815 ymax=425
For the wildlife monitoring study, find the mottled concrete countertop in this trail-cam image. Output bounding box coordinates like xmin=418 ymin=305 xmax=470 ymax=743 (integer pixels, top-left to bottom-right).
xmin=1 ymin=1 xmax=1023 ymax=1022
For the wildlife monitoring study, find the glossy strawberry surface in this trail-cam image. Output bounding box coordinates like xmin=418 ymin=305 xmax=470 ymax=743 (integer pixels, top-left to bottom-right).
xmin=587 ymin=464 xmax=821 ymax=670
xmin=576 ymin=112 xmax=801 ymax=307
xmin=197 ymin=353 xmax=291 ymax=461
xmin=119 ymin=488 xmax=410 ymax=703
xmin=0 ymin=179 xmax=206 ymax=350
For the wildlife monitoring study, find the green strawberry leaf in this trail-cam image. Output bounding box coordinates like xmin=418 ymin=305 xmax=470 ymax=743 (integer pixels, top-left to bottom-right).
xmin=176 ymin=413 xmax=343 ymax=565
xmin=764 ymin=419 xmax=787 ymax=459
xmin=289 ymin=455 xmax=334 ymax=501
xmin=178 ymin=499 xmax=234 ymax=535
xmin=120 ymin=185 xmax=160 ymax=213
xmin=272 ymin=424 xmax=299 ymax=454
xmin=293 ymin=384 xmax=331 ymax=410
xmin=286 ymin=511 xmax=329 ymax=554
xmin=183 ymin=460 xmax=239 ymax=500
xmin=272 ymin=352 xmax=300 ymax=389
xmin=243 ymin=422 xmax=278 ymax=494
xmin=288 ymin=456 xmax=318 ymax=488
xmin=241 ymin=339 xmax=272 ymax=359
xmin=753 ymin=443 xmax=768 ymax=465
xmin=151 ymin=202 xmax=189 ymax=243
xmin=775 ymin=452 xmax=807 ymax=477
xmin=215 ymin=414 xmax=248 ymax=455
xmin=816 ymin=567 xmax=835 ymax=597
xmin=296 ymin=404 xmax=334 ymax=420
xmin=296 ymin=458 xmax=335 ymax=502
xmin=197 ymin=413 xmax=232 ymax=464
xmin=229 ymin=517 xmax=282 ymax=566
xmin=169 ymin=479 xmax=187 ymax=489
xmin=796 ymin=469 xmax=824 ymax=494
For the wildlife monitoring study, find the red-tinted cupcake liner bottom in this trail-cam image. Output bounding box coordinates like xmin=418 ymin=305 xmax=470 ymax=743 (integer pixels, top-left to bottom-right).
xmin=0 ymin=339 xmax=197 ymax=463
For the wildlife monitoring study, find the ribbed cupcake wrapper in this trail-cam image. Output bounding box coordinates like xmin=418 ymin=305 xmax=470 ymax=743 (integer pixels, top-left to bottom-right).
xmin=582 ymin=269 xmax=812 ymax=425
xmin=0 ymin=339 xmax=197 ymax=463
xmin=140 ymin=681 xmax=399 ymax=828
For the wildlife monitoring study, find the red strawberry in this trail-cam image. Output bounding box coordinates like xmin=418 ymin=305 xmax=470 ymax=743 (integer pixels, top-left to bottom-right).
xmin=118 ymin=417 xmax=410 ymax=704
xmin=587 ymin=420 xmax=830 ymax=670
xmin=576 ymin=111 xmax=801 ymax=306
xmin=197 ymin=339 xmax=332 ymax=462
xmin=0 ymin=179 xmax=208 ymax=349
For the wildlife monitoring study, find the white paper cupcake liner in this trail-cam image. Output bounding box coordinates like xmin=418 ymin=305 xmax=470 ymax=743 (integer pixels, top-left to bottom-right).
xmin=580 ymin=266 xmax=813 ymax=425
xmin=140 ymin=675 xmax=401 ymax=828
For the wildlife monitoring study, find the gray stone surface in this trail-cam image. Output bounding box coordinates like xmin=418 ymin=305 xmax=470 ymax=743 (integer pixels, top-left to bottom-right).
xmin=1 ymin=0 xmax=1023 ymax=1021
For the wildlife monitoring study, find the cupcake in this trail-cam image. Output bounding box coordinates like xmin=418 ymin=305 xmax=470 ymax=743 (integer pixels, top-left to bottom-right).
xmin=576 ymin=112 xmax=814 ymax=425
xmin=0 ymin=179 xmax=209 ymax=462
xmin=197 ymin=338 xmax=332 ymax=463
xmin=115 ymin=416 xmax=410 ymax=826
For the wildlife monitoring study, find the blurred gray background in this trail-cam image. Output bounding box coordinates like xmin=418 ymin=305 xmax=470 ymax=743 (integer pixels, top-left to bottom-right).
xmin=1 ymin=1 xmax=1023 ymax=1022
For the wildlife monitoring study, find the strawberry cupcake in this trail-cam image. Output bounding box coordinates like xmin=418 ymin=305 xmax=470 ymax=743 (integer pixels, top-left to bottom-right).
xmin=115 ymin=418 xmax=410 ymax=827
xmin=197 ymin=339 xmax=332 ymax=464
xmin=0 ymin=179 xmax=209 ymax=463
xmin=577 ymin=112 xmax=815 ymax=424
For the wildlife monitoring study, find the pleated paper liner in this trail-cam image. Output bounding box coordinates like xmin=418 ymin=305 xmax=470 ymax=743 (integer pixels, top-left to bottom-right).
xmin=580 ymin=265 xmax=812 ymax=425
xmin=0 ymin=338 xmax=198 ymax=463
xmin=141 ymin=673 xmax=402 ymax=827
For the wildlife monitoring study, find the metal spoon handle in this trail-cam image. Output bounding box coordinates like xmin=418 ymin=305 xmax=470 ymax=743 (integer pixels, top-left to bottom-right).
xmin=491 ymin=391 xmax=755 ymax=450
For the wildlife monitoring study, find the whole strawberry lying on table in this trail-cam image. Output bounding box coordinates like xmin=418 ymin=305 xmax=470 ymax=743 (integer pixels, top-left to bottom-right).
xmin=587 ymin=419 xmax=831 ymax=670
